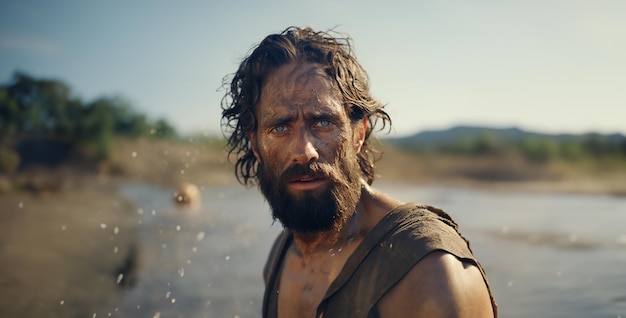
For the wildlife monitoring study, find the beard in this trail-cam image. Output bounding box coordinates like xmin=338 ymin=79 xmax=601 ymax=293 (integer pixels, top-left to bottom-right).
xmin=257 ymin=147 xmax=363 ymax=234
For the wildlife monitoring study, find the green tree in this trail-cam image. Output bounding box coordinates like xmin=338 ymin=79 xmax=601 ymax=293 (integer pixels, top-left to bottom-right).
xmin=1 ymin=71 xmax=178 ymax=164
xmin=472 ymin=132 xmax=500 ymax=155
xmin=519 ymin=138 xmax=558 ymax=163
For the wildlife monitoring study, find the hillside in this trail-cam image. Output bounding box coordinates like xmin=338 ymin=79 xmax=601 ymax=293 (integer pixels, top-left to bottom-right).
xmin=385 ymin=125 xmax=626 ymax=149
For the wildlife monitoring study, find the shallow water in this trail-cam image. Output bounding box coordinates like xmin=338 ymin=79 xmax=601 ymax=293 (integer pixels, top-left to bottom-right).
xmin=116 ymin=182 xmax=626 ymax=318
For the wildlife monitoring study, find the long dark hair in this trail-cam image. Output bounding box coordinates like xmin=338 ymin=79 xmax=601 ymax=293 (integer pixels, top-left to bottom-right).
xmin=221 ymin=26 xmax=391 ymax=186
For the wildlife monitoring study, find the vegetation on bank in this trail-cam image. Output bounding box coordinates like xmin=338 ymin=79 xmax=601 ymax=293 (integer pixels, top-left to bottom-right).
xmin=379 ymin=127 xmax=626 ymax=195
xmin=0 ymin=72 xmax=177 ymax=173
xmin=386 ymin=126 xmax=626 ymax=166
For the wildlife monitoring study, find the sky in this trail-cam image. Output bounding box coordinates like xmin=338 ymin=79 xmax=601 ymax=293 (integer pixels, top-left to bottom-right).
xmin=1 ymin=0 xmax=625 ymax=137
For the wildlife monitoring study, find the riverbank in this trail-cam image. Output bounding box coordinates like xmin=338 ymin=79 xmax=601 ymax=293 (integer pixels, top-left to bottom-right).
xmin=376 ymin=145 xmax=626 ymax=197
xmin=0 ymin=138 xmax=234 ymax=317
xmin=0 ymin=182 xmax=137 ymax=317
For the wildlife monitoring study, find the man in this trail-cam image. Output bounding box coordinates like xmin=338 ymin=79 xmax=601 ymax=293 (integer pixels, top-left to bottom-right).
xmin=221 ymin=26 xmax=497 ymax=318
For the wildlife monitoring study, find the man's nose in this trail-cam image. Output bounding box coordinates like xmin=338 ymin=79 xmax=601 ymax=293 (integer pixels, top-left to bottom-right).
xmin=292 ymin=129 xmax=319 ymax=164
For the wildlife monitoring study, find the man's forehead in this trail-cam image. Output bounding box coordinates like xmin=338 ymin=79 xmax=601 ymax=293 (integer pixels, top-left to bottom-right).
xmin=264 ymin=62 xmax=334 ymax=92
xmin=259 ymin=62 xmax=343 ymax=109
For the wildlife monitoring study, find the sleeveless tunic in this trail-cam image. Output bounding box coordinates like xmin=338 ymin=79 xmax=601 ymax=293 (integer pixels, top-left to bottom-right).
xmin=262 ymin=203 xmax=498 ymax=317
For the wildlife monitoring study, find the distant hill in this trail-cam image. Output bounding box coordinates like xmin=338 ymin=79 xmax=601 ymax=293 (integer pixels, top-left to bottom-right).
xmin=384 ymin=125 xmax=626 ymax=150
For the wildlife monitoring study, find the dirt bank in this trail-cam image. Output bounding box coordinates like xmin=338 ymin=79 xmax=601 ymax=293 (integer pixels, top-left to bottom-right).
xmin=0 ymin=182 xmax=139 ymax=317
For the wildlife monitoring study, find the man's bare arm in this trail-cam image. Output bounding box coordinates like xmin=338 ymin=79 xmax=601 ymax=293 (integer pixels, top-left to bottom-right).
xmin=378 ymin=251 xmax=494 ymax=318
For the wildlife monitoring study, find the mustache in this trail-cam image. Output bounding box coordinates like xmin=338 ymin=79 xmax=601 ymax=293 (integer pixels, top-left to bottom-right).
xmin=280 ymin=161 xmax=337 ymax=183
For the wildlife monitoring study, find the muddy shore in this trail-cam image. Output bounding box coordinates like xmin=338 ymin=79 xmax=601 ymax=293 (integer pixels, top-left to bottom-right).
xmin=0 ymin=182 xmax=138 ymax=317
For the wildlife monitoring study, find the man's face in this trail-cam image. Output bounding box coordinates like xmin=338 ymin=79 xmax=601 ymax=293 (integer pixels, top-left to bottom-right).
xmin=251 ymin=62 xmax=366 ymax=233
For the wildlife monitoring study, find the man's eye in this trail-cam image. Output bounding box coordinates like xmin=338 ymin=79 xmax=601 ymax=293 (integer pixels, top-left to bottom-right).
xmin=316 ymin=120 xmax=333 ymax=128
xmin=271 ymin=125 xmax=287 ymax=133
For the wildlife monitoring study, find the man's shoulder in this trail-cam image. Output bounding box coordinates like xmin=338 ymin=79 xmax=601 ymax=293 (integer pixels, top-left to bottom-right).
xmin=377 ymin=250 xmax=496 ymax=317
xmin=380 ymin=202 xmax=471 ymax=257
xmin=387 ymin=202 xmax=459 ymax=230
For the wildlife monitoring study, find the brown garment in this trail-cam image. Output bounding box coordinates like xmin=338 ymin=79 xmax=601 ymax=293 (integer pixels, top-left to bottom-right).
xmin=262 ymin=203 xmax=498 ymax=318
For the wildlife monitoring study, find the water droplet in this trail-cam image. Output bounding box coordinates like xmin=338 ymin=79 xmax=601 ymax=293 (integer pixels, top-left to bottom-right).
xmin=116 ymin=274 xmax=124 ymax=284
xmin=389 ymin=243 xmax=393 ymax=249
xmin=196 ymin=231 xmax=206 ymax=241
xmin=225 ymin=255 xmax=230 ymax=261
xmin=162 ymin=244 xmax=167 ymax=249
xmin=180 ymin=169 xmax=185 ymax=175
xmin=192 ymin=246 xmax=198 ymax=252
xmin=507 ymin=281 xmax=514 ymax=287
xmin=114 ymin=227 xmax=119 ymax=235
xmin=153 ymin=312 xmax=161 ymax=318
xmin=18 ymin=202 xmax=23 ymax=208
xmin=176 ymin=225 xmax=181 ymax=231
xmin=165 ymin=291 xmax=171 ymax=298
xmin=131 ymin=151 xmax=137 ymax=157
xmin=137 ymin=208 xmax=144 ymax=215
xmin=152 ymin=209 xmax=156 ymax=216
xmin=178 ymin=268 xmax=185 ymax=277
xmin=113 ymin=246 xmax=119 ymax=254
xmin=61 ymin=225 xmax=67 ymax=231
xmin=100 ymin=223 xmax=107 ymax=229
xmin=60 ymin=300 xmax=64 ymax=305
xmin=171 ymin=298 xmax=176 ymax=304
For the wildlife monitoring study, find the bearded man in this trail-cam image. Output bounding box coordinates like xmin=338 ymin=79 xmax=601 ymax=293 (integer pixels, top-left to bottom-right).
xmin=221 ymin=26 xmax=497 ymax=318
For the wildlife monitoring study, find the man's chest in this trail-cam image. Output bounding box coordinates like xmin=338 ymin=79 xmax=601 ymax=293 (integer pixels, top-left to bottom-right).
xmin=276 ymin=248 xmax=354 ymax=318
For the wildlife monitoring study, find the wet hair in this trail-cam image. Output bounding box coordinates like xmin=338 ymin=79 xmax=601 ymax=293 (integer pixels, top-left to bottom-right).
xmin=221 ymin=26 xmax=391 ymax=186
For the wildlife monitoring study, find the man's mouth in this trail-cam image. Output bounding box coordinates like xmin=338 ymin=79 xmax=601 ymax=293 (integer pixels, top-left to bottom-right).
xmin=287 ymin=175 xmax=328 ymax=191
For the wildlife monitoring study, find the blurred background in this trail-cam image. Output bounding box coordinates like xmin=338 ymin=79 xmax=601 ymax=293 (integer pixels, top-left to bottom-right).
xmin=1 ymin=1 xmax=625 ymax=317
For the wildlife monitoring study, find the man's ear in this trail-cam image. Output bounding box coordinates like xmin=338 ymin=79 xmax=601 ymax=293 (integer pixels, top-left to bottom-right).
xmin=247 ymin=132 xmax=261 ymax=160
xmin=354 ymin=117 xmax=367 ymax=153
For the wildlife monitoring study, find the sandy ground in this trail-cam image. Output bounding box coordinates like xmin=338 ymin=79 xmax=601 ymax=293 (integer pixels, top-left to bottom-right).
xmin=0 ymin=138 xmax=624 ymax=317
xmin=0 ymin=139 xmax=236 ymax=318
xmin=0 ymin=182 xmax=139 ymax=317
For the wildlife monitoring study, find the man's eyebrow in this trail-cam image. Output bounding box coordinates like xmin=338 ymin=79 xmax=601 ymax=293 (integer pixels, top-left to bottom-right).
xmin=305 ymin=113 xmax=340 ymax=123
xmin=264 ymin=114 xmax=297 ymax=127
xmin=305 ymin=108 xmax=343 ymax=121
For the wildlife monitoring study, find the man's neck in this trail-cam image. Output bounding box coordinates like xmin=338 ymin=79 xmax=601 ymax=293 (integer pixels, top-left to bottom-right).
xmin=290 ymin=209 xmax=362 ymax=259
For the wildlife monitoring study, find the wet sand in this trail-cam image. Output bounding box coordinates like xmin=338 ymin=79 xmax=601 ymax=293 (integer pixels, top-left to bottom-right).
xmin=0 ymin=183 xmax=138 ymax=317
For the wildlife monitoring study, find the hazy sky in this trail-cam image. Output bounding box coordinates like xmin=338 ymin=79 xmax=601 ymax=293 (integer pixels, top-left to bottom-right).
xmin=1 ymin=0 xmax=625 ymax=137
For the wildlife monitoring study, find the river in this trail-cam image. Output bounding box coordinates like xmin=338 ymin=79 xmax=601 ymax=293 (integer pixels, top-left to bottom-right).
xmin=116 ymin=182 xmax=626 ymax=318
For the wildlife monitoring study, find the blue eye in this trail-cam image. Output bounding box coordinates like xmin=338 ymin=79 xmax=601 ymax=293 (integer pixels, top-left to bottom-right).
xmin=316 ymin=120 xmax=332 ymax=128
xmin=271 ymin=125 xmax=287 ymax=133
